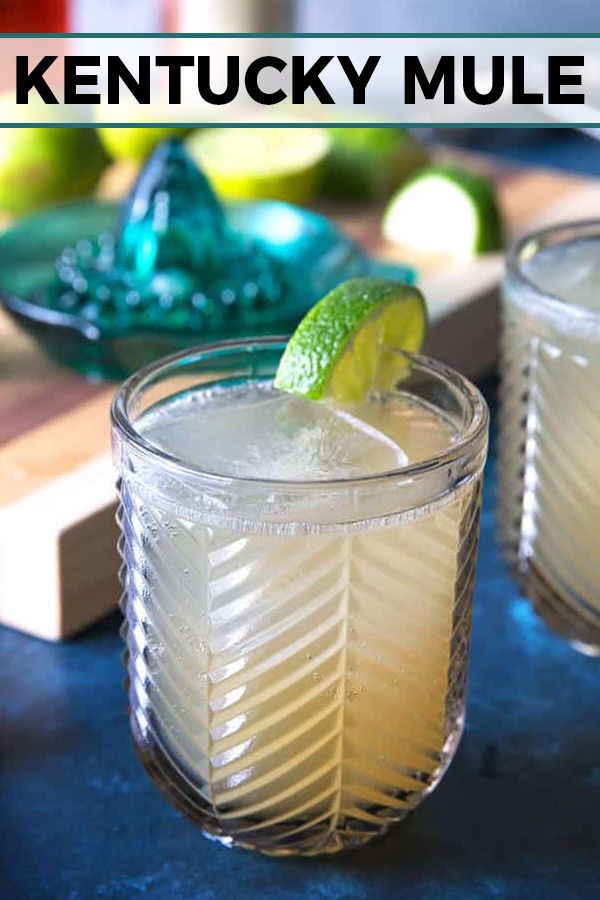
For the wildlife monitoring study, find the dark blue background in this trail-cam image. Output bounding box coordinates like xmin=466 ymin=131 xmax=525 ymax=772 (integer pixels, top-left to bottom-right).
xmin=2 ymin=131 xmax=600 ymax=900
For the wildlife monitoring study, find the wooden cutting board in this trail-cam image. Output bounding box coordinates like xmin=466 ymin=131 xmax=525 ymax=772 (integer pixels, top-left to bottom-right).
xmin=3 ymin=153 xmax=600 ymax=640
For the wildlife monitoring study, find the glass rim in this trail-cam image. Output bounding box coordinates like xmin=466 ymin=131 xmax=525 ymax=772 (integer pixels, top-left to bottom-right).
xmin=111 ymin=336 xmax=488 ymax=490
xmin=507 ymin=218 xmax=600 ymax=324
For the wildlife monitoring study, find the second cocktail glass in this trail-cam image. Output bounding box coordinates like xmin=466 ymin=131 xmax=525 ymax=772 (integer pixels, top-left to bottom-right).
xmin=112 ymin=338 xmax=488 ymax=856
xmin=499 ymin=220 xmax=600 ymax=653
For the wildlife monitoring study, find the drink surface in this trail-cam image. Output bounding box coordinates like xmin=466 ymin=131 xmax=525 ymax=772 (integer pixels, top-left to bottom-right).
xmin=138 ymin=380 xmax=458 ymax=483
xmin=522 ymin=236 xmax=600 ymax=309
xmin=122 ymin=382 xmax=481 ymax=854
xmin=500 ymin=235 xmax=600 ymax=650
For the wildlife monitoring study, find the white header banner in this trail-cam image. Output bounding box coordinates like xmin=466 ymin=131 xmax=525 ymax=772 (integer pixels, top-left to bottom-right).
xmin=2 ymin=35 xmax=600 ymax=125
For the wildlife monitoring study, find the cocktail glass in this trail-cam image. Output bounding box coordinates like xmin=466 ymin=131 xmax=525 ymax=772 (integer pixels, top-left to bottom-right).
xmin=499 ymin=220 xmax=600 ymax=654
xmin=111 ymin=338 xmax=488 ymax=856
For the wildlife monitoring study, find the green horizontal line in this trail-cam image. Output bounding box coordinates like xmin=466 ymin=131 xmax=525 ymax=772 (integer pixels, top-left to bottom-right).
xmin=1 ymin=32 xmax=600 ymax=38
xmin=0 ymin=122 xmax=595 ymax=129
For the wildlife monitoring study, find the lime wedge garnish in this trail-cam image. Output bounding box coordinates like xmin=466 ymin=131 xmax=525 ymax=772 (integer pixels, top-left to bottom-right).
xmin=383 ymin=164 xmax=503 ymax=260
xmin=187 ymin=127 xmax=331 ymax=204
xmin=274 ymin=277 xmax=427 ymax=403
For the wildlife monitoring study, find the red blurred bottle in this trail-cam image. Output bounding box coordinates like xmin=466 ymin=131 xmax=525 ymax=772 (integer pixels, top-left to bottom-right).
xmin=0 ymin=0 xmax=67 ymax=31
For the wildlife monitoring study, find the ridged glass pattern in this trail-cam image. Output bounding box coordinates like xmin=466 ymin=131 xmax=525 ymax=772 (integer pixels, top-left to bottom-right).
xmin=498 ymin=298 xmax=600 ymax=651
xmin=118 ymin=476 xmax=483 ymax=856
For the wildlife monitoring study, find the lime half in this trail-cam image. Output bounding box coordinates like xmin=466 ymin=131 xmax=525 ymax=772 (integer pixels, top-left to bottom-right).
xmin=187 ymin=127 xmax=331 ymax=204
xmin=383 ymin=164 xmax=503 ymax=260
xmin=274 ymin=277 xmax=427 ymax=403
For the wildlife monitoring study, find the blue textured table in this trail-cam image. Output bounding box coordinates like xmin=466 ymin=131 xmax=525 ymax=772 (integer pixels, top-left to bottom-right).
xmin=3 ymin=132 xmax=600 ymax=899
xmin=2 ymin=381 xmax=600 ymax=900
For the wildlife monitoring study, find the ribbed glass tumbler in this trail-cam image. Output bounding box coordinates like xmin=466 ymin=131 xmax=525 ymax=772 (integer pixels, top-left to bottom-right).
xmin=111 ymin=339 xmax=488 ymax=857
xmin=499 ymin=221 xmax=600 ymax=654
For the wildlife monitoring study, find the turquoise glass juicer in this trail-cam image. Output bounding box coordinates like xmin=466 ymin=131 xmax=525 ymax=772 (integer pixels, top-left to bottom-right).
xmin=0 ymin=142 xmax=415 ymax=380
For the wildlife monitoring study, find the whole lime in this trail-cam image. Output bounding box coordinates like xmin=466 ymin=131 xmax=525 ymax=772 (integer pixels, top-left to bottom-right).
xmin=98 ymin=126 xmax=191 ymax=163
xmin=323 ymin=128 xmax=429 ymax=202
xmin=0 ymin=127 xmax=108 ymax=216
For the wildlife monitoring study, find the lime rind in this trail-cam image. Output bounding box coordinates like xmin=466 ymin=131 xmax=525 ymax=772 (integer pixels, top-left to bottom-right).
xmin=274 ymin=277 xmax=427 ymax=403
xmin=323 ymin=127 xmax=429 ymax=202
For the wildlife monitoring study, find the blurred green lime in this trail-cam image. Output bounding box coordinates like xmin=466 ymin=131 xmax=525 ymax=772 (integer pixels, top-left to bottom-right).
xmin=187 ymin=127 xmax=331 ymax=204
xmin=98 ymin=126 xmax=191 ymax=163
xmin=322 ymin=128 xmax=429 ymax=202
xmin=0 ymin=126 xmax=108 ymax=217
xmin=383 ymin=164 xmax=503 ymax=260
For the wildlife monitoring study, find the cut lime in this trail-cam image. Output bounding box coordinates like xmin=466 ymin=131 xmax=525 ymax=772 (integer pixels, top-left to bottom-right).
xmin=274 ymin=277 xmax=427 ymax=403
xmin=383 ymin=165 xmax=503 ymax=260
xmin=187 ymin=127 xmax=331 ymax=204
xmin=323 ymin=127 xmax=429 ymax=202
